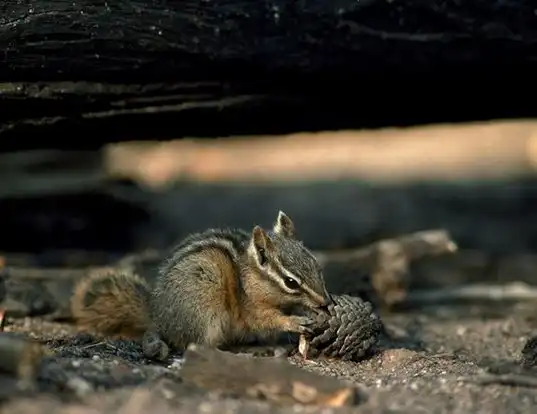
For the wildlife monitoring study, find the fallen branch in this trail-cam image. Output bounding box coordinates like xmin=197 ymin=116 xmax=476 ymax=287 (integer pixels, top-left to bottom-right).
xmin=318 ymin=229 xmax=458 ymax=308
xmin=315 ymin=229 xmax=457 ymax=266
xmin=403 ymin=282 xmax=537 ymax=306
xmin=107 ymin=121 xmax=537 ymax=186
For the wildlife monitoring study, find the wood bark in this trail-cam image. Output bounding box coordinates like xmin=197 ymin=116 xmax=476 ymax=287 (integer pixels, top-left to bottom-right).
xmin=0 ymin=0 xmax=536 ymax=149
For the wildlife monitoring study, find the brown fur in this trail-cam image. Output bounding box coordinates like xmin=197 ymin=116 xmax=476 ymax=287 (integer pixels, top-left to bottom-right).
xmin=70 ymin=268 xmax=151 ymax=339
xmin=239 ymin=264 xmax=306 ymax=340
xmin=151 ymin=247 xmax=248 ymax=350
xmin=214 ymin=249 xmax=242 ymax=323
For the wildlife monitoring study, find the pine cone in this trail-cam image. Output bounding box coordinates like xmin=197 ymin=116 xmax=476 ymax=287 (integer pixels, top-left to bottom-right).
xmin=299 ymin=294 xmax=382 ymax=361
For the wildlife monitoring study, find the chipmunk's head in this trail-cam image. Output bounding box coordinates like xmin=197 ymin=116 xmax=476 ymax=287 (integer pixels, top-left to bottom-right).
xmin=247 ymin=211 xmax=332 ymax=313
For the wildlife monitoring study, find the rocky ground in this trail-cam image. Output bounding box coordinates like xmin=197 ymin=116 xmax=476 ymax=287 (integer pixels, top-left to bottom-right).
xmin=2 ymin=300 xmax=537 ymax=414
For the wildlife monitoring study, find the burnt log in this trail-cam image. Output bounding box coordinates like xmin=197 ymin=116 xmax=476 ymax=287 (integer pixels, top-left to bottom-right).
xmin=0 ymin=0 xmax=536 ymax=150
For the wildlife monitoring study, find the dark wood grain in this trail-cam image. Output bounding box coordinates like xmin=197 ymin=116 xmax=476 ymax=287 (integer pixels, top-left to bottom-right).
xmin=0 ymin=0 xmax=536 ymax=149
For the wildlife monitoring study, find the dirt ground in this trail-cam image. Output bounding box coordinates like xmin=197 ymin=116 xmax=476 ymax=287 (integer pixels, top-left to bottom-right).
xmin=2 ymin=302 xmax=537 ymax=414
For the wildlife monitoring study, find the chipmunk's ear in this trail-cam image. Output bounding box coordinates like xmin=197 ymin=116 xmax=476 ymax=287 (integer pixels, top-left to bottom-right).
xmin=273 ymin=210 xmax=295 ymax=239
xmin=249 ymin=226 xmax=274 ymax=267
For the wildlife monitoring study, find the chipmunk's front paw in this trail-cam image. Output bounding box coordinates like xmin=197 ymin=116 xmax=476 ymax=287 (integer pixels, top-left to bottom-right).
xmin=142 ymin=330 xmax=169 ymax=361
xmin=286 ymin=315 xmax=315 ymax=335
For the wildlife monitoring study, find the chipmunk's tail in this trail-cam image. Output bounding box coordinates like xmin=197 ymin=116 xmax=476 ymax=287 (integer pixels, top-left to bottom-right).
xmin=71 ymin=268 xmax=152 ymax=339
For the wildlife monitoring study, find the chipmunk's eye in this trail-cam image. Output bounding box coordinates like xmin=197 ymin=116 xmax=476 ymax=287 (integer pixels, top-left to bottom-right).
xmin=284 ymin=278 xmax=300 ymax=291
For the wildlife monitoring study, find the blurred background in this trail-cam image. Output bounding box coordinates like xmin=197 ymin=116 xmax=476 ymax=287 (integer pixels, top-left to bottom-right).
xmin=3 ymin=119 xmax=537 ymax=252
xmin=0 ymin=120 xmax=537 ymax=316
xmin=3 ymin=119 xmax=537 ymax=310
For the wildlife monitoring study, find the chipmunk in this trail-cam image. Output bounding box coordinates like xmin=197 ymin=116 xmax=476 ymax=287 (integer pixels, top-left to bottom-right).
xmin=71 ymin=211 xmax=332 ymax=360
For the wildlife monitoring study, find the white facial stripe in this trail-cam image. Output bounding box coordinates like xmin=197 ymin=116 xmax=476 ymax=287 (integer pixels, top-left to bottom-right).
xmin=301 ymin=284 xmax=325 ymax=305
xmin=279 ymin=265 xmax=301 ymax=285
xmin=267 ymin=268 xmax=286 ymax=288
xmin=265 ymin=261 xmax=300 ymax=293
xmin=254 ymin=251 xmax=324 ymax=301
xmin=267 ymin=268 xmax=296 ymax=293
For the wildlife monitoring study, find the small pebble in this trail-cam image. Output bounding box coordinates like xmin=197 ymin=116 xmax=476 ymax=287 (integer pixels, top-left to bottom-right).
xmin=274 ymin=346 xmax=290 ymax=358
xmin=167 ymin=358 xmax=184 ymax=370
xmin=66 ymin=376 xmax=93 ymax=397
xmin=161 ymin=387 xmax=175 ymax=400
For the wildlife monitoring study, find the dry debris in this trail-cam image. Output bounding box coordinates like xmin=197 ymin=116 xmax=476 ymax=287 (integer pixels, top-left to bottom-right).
xmin=2 ymin=227 xmax=537 ymax=413
xmin=181 ymin=344 xmax=361 ymax=407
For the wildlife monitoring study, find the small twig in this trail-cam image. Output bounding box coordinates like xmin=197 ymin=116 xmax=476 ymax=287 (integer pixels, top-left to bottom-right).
xmin=426 ymin=353 xmax=457 ymax=360
xmin=80 ymin=341 xmax=106 ymax=350
xmin=81 ymin=341 xmax=118 ymax=351
xmin=405 ymin=282 xmax=537 ymax=305
xmin=106 ymin=342 xmax=119 ymax=351
xmin=459 ymin=374 xmax=537 ymax=388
